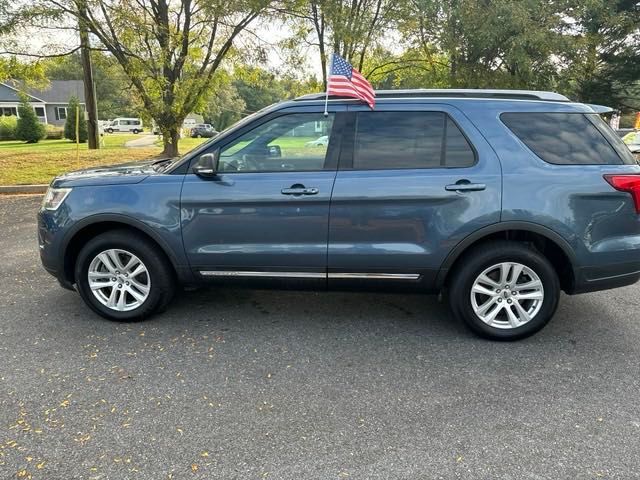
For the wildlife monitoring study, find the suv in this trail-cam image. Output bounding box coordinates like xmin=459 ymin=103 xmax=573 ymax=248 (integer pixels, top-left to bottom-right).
xmin=190 ymin=124 xmax=218 ymax=138
xmin=38 ymin=89 xmax=640 ymax=340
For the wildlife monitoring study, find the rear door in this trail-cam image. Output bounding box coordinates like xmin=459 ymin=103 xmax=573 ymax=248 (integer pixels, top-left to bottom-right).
xmin=327 ymin=103 xmax=502 ymax=291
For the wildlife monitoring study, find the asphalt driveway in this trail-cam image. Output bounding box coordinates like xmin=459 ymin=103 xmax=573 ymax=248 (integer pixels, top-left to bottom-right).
xmin=1 ymin=195 xmax=640 ymax=479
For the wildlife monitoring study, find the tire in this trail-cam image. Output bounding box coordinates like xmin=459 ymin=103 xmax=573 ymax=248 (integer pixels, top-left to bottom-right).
xmin=106 ymin=128 xmax=113 ymax=134
xmin=74 ymin=230 xmax=175 ymax=321
xmin=448 ymin=241 xmax=560 ymax=340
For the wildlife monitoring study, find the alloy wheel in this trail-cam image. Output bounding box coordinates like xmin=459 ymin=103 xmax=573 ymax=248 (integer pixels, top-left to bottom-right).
xmin=470 ymin=262 xmax=544 ymax=329
xmin=87 ymin=249 xmax=151 ymax=312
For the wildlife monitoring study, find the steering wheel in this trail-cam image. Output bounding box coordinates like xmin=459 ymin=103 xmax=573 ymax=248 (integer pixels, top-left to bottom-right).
xmin=225 ymin=154 xmax=261 ymax=171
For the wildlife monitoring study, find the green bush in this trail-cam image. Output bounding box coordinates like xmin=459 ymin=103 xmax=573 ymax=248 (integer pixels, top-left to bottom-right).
xmin=16 ymin=97 xmax=45 ymax=143
xmin=45 ymin=124 xmax=64 ymax=140
xmin=64 ymin=96 xmax=88 ymax=143
xmin=0 ymin=116 xmax=17 ymax=140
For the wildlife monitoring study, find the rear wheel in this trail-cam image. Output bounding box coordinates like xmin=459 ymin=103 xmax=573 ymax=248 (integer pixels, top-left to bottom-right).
xmin=132 ymin=129 xmax=139 ymax=134
xmin=75 ymin=230 xmax=175 ymax=321
xmin=448 ymin=241 xmax=560 ymax=340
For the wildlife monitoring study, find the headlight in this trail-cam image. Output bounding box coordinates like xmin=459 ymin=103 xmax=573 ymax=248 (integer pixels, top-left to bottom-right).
xmin=42 ymin=187 xmax=72 ymax=211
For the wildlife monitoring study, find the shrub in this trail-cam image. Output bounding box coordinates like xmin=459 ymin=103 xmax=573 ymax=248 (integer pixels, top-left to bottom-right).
xmin=64 ymin=96 xmax=88 ymax=143
xmin=0 ymin=116 xmax=17 ymax=140
xmin=45 ymin=124 xmax=64 ymax=140
xmin=16 ymin=97 xmax=45 ymax=143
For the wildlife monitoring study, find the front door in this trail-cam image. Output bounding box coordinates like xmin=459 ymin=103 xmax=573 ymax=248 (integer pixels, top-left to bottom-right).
xmin=180 ymin=108 xmax=345 ymax=285
xmin=327 ymin=104 xmax=502 ymax=291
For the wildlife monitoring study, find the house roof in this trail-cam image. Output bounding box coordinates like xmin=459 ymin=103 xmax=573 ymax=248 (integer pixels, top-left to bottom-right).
xmin=2 ymin=80 xmax=86 ymax=104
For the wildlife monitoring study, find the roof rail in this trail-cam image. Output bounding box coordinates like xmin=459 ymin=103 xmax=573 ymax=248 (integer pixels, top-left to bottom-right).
xmin=294 ymin=89 xmax=571 ymax=102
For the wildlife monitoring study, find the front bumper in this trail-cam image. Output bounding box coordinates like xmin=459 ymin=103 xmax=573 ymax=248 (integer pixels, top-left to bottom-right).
xmin=37 ymin=209 xmax=74 ymax=289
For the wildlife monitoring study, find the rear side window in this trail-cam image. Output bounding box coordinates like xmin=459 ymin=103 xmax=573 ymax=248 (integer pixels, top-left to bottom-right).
xmin=353 ymin=112 xmax=475 ymax=169
xmin=501 ymin=112 xmax=631 ymax=165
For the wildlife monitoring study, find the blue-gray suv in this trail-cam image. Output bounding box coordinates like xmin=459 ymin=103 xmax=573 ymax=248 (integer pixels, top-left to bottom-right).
xmin=38 ymin=89 xmax=640 ymax=340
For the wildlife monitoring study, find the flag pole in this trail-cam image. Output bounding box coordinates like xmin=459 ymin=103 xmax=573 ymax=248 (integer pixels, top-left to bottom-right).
xmin=324 ymin=53 xmax=331 ymax=117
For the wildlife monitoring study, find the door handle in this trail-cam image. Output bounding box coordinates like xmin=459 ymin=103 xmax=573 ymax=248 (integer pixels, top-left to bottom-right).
xmin=281 ymin=187 xmax=319 ymax=196
xmin=445 ymin=181 xmax=486 ymax=192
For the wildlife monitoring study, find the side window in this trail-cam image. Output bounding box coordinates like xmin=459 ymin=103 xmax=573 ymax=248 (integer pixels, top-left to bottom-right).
xmin=218 ymin=113 xmax=335 ymax=172
xmin=501 ymin=112 xmax=629 ymax=165
xmin=352 ymin=111 xmax=475 ymax=169
xmin=445 ymin=117 xmax=476 ymax=167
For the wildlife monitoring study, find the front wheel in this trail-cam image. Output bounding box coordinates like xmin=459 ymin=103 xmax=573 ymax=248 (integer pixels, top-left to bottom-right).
xmin=75 ymin=230 xmax=175 ymax=321
xmin=448 ymin=241 xmax=560 ymax=340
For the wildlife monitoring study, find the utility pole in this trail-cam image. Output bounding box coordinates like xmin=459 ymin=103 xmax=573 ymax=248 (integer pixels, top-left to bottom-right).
xmin=78 ymin=0 xmax=99 ymax=149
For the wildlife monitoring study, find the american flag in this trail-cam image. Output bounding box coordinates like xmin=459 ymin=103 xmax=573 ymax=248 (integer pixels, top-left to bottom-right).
xmin=327 ymin=53 xmax=375 ymax=109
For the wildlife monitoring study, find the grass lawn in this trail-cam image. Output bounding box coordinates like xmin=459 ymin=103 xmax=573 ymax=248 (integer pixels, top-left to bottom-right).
xmin=0 ymin=134 xmax=207 ymax=185
xmin=0 ymin=134 xmax=319 ymax=185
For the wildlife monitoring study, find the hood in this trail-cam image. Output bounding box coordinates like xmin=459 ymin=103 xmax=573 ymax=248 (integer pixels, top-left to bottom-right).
xmin=50 ymin=158 xmax=164 ymax=188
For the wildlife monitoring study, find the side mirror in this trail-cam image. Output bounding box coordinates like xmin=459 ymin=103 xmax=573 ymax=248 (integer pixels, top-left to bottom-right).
xmin=268 ymin=145 xmax=282 ymax=158
xmin=193 ymin=151 xmax=219 ymax=177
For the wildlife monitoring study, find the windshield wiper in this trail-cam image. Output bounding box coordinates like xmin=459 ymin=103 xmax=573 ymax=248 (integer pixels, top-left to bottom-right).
xmin=151 ymin=158 xmax=174 ymax=171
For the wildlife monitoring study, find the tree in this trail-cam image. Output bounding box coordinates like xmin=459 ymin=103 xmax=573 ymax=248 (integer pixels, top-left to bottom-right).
xmin=232 ymin=65 xmax=319 ymax=112
xmin=199 ymin=76 xmax=246 ymax=130
xmin=15 ymin=96 xmax=45 ymax=143
xmin=558 ymin=0 xmax=640 ymax=110
xmin=26 ymin=0 xmax=274 ymax=156
xmin=283 ymin=0 xmax=398 ymax=88
xmin=64 ymin=96 xmax=88 ymax=142
xmin=41 ymin=52 xmax=139 ymax=119
xmin=399 ymin=0 xmax=567 ymax=89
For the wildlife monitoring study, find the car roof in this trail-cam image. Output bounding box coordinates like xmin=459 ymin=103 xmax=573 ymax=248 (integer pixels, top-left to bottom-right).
xmin=264 ymin=89 xmax=609 ymax=115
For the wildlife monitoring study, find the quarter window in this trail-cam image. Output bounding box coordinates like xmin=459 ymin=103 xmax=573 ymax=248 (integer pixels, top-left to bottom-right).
xmin=501 ymin=112 xmax=633 ymax=165
xmin=352 ymin=112 xmax=475 ymax=169
xmin=217 ymin=113 xmax=335 ymax=172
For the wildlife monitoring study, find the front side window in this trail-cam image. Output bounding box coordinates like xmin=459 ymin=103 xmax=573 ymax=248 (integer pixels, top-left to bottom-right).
xmin=501 ymin=112 xmax=633 ymax=165
xmin=353 ymin=111 xmax=475 ymax=169
xmin=218 ymin=113 xmax=335 ymax=172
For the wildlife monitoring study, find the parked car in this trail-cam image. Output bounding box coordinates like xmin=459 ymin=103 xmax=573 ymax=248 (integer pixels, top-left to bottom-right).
xmin=622 ymin=131 xmax=640 ymax=151
xmin=106 ymin=117 xmax=143 ymax=134
xmin=190 ymin=124 xmax=218 ymax=138
xmin=305 ymin=135 xmax=329 ymax=147
xmin=38 ymin=89 xmax=640 ymax=340
xmin=617 ymin=128 xmax=635 ymax=138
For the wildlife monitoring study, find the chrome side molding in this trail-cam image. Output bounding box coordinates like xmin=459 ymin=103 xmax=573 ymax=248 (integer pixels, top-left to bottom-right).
xmin=200 ymin=271 xmax=325 ymax=279
xmin=328 ymin=273 xmax=420 ymax=280
xmin=199 ymin=271 xmax=421 ymax=280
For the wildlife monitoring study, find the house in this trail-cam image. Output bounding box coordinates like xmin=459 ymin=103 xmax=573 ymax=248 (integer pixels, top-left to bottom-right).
xmin=0 ymin=80 xmax=85 ymax=126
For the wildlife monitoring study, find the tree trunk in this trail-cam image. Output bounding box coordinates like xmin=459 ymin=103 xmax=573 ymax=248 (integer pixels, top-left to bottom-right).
xmin=78 ymin=0 xmax=99 ymax=149
xmin=162 ymin=128 xmax=180 ymax=157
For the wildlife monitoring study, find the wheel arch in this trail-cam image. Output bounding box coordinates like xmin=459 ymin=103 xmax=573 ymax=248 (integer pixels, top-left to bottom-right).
xmin=437 ymin=222 xmax=578 ymax=293
xmin=61 ymin=214 xmax=187 ymax=285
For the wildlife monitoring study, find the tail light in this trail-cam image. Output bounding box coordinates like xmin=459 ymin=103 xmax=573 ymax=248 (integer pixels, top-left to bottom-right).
xmin=604 ymin=174 xmax=640 ymax=213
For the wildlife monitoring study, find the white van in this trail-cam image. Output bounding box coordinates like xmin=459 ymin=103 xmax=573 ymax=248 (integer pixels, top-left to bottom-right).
xmin=106 ymin=118 xmax=143 ymax=134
